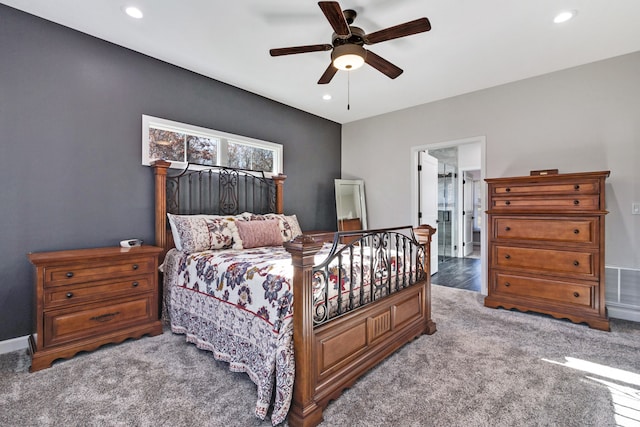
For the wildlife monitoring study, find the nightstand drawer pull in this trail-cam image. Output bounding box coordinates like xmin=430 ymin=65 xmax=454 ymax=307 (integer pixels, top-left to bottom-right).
xmin=574 ymin=200 xmax=580 ymax=205
xmin=504 ymin=282 xmax=511 ymax=287
xmin=574 ymin=229 xmax=580 ymax=234
xmin=66 ymin=292 xmax=74 ymax=298
xmin=505 ymin=201 xmax=511 ymax=205
xmin=573 ymin=292 xmax=580 ymax=298
xmin=573 ymin=260 xmax=580 ymax=266
xmin=90 ymin=312 xmax=120 ymax=323
xmin=505 ymin=188 xmax=511 ymax=192
xmin=505 ymin=226 xmax=511 ymax=231
xmin=574 ymin=185 xmax=580 ymax=190
xmin=504 ymin=254 xmax=511 ymax=259
xmin=132 ymin=264 xmax=139 ymax=270
xmin=66 ymin=272 xmax=74 ymax=278
xmin=132 ymin=281 xmax=139 ymax=287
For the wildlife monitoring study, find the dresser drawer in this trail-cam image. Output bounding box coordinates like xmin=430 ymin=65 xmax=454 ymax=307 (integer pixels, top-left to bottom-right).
xmin=492 ymin=180 xmax=599 ymax=196
xmin=43 ymin=257 xmax=155 ymax=287
xmin=490 ymin=195 xmax=600 ymax=211
xmin=493 ymin=245 xmax=596 ymax=278
xmin=493 ymin=217 xmax=598 ymax=245
xmin=490 ymin=272 xmax=594 ymax=307
xmin=43 ymin=296 xmax=154 ymax=347
xmin=44 ymin=276 xmax=153 ymax=309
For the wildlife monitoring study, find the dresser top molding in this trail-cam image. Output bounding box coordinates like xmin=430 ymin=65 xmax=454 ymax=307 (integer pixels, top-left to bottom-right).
xmin=485 ymin=170 xmax=610 ymax=184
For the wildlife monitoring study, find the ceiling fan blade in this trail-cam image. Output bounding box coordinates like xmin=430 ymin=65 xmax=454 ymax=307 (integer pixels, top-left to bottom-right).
xmin=365 ymin=50 xmax=403 ymax=79
xmin=270 ymin=44 xmax=333 ymax=56
xmin=365 ymin=17 xmax=431 ymax=44
xmin=318 ymin=1 xmax=351 ymax=37
xmin=318 ymin=64 xmax=338 ymax=84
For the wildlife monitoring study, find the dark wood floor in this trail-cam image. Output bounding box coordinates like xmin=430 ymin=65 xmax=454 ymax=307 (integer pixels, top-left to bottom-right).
xmin=431 ymin=256 xmax=481 ymax=292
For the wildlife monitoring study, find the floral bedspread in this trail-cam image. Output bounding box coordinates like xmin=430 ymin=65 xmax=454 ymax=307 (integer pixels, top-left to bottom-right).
xmin=162 ymin=245 xmax=332 ymax=425
xmin=162 ymin=242 xmax=417 ymax=425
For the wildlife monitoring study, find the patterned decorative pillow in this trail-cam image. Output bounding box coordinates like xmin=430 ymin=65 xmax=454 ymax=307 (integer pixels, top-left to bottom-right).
xmin=235 ymin=219 xmax=283 ymax=249
xmin=167 ymin=214 xmax=242 ymax=252
xmin=283 ymin=214 xmax=303 ymax=241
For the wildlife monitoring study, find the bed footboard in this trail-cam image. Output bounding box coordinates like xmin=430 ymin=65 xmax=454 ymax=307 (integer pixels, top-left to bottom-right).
xmin=284 ymin=225 xmax=436 ymax=427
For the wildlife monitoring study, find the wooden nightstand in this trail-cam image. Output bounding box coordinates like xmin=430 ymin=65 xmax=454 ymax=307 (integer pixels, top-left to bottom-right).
xmin=28 ymin=245 xmax=164 ymax=371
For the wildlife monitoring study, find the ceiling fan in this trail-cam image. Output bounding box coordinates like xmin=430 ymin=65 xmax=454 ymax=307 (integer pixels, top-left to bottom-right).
xmin=269 ymin=1 xmax=431 ymax=84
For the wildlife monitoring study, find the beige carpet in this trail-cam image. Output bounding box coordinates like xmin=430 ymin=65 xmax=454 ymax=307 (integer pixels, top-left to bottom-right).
xmin=1 ymin=285 xmax=639 ymax=426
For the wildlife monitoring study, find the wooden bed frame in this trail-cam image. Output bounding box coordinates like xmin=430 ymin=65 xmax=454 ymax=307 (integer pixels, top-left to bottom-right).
xmin=152 ymin=160 xmax=436 ymax=427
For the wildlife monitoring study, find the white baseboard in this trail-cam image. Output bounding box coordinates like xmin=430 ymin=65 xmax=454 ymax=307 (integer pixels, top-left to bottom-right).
xmin=0 ymin=335 xmax=29 ymax=355
xmin=608 ymin=305 xmax=640 ymax=323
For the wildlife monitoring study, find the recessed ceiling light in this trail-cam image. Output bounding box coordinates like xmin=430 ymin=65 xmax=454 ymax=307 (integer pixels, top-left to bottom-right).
xmin=553 ymin=10 xmax=576 ymax=24
xmin=124 ymin=6 xmax=144 ymax=19
xmin=322 ymin=94 xmax=332 ymax=101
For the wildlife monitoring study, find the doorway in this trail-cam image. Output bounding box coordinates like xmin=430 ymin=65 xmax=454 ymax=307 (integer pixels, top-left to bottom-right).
xmin=412 ymin=136 xmax=487 ymax=294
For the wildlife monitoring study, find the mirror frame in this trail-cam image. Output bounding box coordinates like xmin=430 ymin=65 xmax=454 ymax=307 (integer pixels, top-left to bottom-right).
xmin=334 ymin=179 xmax=368 ymax=231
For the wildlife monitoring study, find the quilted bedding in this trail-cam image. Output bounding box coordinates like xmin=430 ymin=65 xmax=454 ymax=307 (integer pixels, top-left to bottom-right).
xmin=162 ymin=242 xmax=414 ymax=425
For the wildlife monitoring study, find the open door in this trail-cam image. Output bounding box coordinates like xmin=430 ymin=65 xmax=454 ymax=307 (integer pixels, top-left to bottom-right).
xmin=419 ymin=152 xmax=438 ymax=274
xmin=462 ymin=171 xmax=474 ymax=257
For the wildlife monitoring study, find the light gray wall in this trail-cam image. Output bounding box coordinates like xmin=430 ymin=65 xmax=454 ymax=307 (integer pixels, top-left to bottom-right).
xmin=343 ymin=51 xmax=640 ymax=270
xmin=0 ymin=5 xmax=341 ymax=342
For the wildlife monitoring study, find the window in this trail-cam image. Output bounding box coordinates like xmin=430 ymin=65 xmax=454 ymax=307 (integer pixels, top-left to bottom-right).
xmin=142 ymin=115 xmax=283 ymax=175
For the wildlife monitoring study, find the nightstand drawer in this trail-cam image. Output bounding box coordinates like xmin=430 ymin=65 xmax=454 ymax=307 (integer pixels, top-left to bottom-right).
xmin=491 ymin=272 xmax=594 ymax=307
xmin=493 ymin=217 xmax=598 ymax=245
xmin=44 ymin=276 xmax=153 ymax=308
xmin=43 ymin=257 xmax=155 ymax=287
xmin=44 ymin=296 xmax=154 ymax=347
xmin=493 ymin=245 xmax=596 ymax=278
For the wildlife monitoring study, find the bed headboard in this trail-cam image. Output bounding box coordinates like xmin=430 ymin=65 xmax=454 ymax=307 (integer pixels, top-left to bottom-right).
xmin=152 ymin=160 xmax=286 ymax=256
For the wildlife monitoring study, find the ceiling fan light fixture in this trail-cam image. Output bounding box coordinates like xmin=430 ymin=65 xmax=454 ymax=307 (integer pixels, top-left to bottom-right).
xmin=332 ymin=44 xmax=366 ymax=71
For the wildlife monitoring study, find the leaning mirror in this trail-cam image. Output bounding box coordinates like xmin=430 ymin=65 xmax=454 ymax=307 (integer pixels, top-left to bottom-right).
xmin=334 ymin=179 xmax=367 ymax=231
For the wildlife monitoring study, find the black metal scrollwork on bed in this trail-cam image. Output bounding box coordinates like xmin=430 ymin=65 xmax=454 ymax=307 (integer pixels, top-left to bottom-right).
xmin=165 ymin=164 xmax=278 ymax=216
xmin=311 ymin=226 xmax=426 ymax=326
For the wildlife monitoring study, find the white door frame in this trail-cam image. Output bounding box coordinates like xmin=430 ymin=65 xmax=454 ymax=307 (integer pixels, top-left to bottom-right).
xmin=410 ymin=136 xmax=488 ymax=295
xmin=460 ymin=169 xmax=476 ymax=257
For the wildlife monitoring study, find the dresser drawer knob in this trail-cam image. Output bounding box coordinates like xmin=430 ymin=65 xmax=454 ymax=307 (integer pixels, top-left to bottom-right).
xmin=505 ymin=254 xmax=511 ymax=259
xmin=504 ymin=282 xmax=511 ymax=287
xmin=66 ymin=272 xmax=74 ymax=278
xmin=573 ymin=200 xmax=580 ymax=205
xmin=505 ymin=201 xmax=511 ymax=206
xmin=505 ymin=188 xmax=511 ymax=192
xmin=132 ymin=281 xmax=139 ymax=287
xmin=66 ymin=292 xmax=74 ymax=298
xmin=132 ymin=264 xmax=139 ymax=270
xmin=573 ymin=292 xmax=580 ymax=298
xmin=574 ymin=229 xmax=580 ymax=234
xmin=574 ymin=185 xmax=580 ymax=190
xmin=573 ymin=260 xmax=580 ymax=266
xmin=505 ymin=226 xmax=511 ymax=231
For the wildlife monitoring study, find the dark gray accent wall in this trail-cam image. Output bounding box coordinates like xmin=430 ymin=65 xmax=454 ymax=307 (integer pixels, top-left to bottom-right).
xmin=0 ymin=5 xmax=341 ymax=341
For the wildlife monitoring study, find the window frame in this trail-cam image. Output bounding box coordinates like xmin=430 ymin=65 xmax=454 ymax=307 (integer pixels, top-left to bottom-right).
xmin=141 ymin=115 xmax=283 ymax=176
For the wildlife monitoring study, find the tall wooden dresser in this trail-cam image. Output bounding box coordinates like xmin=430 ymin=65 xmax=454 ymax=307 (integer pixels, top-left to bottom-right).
xmin=484 ymin=171 xmax=610 ymax=330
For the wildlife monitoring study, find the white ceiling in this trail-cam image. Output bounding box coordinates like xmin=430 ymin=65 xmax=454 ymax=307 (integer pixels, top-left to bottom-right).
xmin=4 ymin=0 xmax=640 ymax=124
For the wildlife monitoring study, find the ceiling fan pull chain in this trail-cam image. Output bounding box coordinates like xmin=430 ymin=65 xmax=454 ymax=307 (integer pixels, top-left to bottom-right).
xmin=347 ymin=70 xmax=350 ymax=110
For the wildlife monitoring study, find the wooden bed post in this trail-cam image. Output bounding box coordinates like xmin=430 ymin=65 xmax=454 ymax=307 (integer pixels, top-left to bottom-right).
xmin=414 ymin=224 xmax=437 ymax=335
xmin=284 ymin=235 xmax=325 ymax=427
xmin=272 ymin=174 xmax=287 ymax=214
xmin=152 ymin=160 xmax=171 ymax=253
